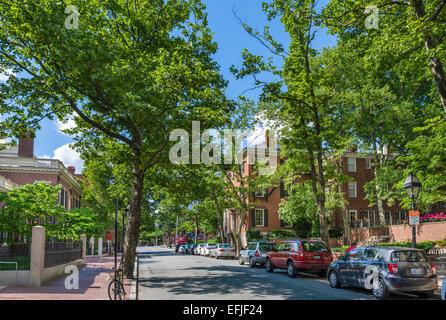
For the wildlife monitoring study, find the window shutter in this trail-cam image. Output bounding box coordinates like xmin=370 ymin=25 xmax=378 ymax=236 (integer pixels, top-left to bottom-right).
xmin=251 ymin=209 xmax=255 ymax=227
xmin=265 ymin=188 xmax=269 ymax=199
xmin=280 ymin=183 xmax=284 ymax=198
xmin=280 ymin=219 xmax=285 ymax=227
xmin=264 ymin=209 xmax=268 ymax=227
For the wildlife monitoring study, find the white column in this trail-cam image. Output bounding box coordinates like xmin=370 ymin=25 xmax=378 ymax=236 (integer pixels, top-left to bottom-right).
xmin=89 ymin=236 xmax=95 ymax=255
xmin=80 ymin=234 xmax=87 ymax=260
xmin=98 ymin=238 xmax=103 ymax=256
xmin=30 ymin=226 xmax=45 ymax=286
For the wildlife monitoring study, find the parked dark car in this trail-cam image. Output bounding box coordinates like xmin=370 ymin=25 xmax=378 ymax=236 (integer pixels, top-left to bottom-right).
xmin=239 ymin=241 xmax=276 ymax=267
xmin=265 ymin=239 xmax=332 ymax=277
xmin=327 ymin=246 xmax=438 ymax=299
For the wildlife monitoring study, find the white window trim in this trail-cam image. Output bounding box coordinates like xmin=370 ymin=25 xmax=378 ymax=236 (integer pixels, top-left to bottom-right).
xmin=255 ymin=209 xmax=264 ymax=227
xmin=347 ymin=157 xmax=356 ymax=172
xmin=348 ymin=181 xmax=357 ymax=198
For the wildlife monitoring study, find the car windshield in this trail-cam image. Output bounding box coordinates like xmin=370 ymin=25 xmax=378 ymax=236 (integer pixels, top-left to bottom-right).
xmin=302 ymin=241 xmax=329 ymax=252
xmin=208 ymin=244 xmax=217 ymax=248
xmin=391 ymin=250 xmax=428 ymax=263
xmin=259 ymin=243 xmax=276 ymax=251
xmin=220 ymin=244 xmax=232 ymax=248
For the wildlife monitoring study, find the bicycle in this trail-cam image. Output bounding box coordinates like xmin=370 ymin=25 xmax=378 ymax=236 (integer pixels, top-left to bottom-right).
xmin=108 ymin=263 xmax=126 ymax=300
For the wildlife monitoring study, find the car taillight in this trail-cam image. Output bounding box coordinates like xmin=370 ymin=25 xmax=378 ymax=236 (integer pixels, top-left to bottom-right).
xmin=255 ymin=250 xmax=260 ymax=257
xmin=388 ymin=264 xmax=399 ymax=275
xmin=218 ymin=249 xmax=223 ymax=252
xmin=431 ymin=264 xmax=437 ymax=276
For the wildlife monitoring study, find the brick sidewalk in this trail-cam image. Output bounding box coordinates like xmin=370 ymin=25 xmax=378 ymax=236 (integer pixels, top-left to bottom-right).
xmin=0 ymin=256 xmax=131 ymax=300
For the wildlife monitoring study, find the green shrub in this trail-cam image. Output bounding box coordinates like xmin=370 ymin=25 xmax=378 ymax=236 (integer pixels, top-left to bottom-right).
xmin=270 ymin=229 xmax=297 ymax=238
xmin=247 ymin=229 xmax=261 ymax=242
xmin=0 ymin=257 xmax=30 ymax=270
xmin=331 ymin=245 xmax=350 ymax=253
xmin=377 ymin=241 xmax=436 ymax=252
xmin=435 ymin=240 xmax=446 ymax=247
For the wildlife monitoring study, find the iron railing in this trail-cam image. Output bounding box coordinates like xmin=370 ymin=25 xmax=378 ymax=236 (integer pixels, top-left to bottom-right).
xmin=0 ymin=243 xmax=31 ymax=270
xmin=44 ymin=241 xmax=82 ymax=268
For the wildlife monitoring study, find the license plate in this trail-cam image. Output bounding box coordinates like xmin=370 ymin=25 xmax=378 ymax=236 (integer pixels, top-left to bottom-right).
xmin=314 ymin=255 xmax=320 ymax=259
xmin=411 ymin=268 xmax=421 ymax=275
xmin=262 ymin=254 xmax=266 ymax=257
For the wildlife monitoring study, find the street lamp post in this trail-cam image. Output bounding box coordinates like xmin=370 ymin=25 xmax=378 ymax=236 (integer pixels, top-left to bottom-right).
xmin=403 ymin=172 xmax=422 ymax=248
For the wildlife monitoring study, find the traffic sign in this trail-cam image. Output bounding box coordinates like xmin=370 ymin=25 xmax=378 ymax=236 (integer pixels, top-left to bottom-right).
xmin=409 ymin=211 xmax=420 ymax=225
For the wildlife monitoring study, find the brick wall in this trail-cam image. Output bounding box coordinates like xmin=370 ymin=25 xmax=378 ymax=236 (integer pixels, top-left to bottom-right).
xmin=389 ymin=222 xmax=446 ymax=242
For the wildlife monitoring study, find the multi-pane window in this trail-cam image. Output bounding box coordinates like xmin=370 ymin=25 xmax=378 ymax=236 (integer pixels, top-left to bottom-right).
xmin=365 ymin=158 xmax=372 ymax=170
xmin=348 ymin=181 xmax=357 ymax=198
xmin=255 ymin=209 xmax=264 ymax=227
xmin=59 ymin=188 xmax=67 ymax=208
xmin=385 ymin=211 xmax=391 ymax=225
xmin=347 ymin=157 xmax=356 ymax=172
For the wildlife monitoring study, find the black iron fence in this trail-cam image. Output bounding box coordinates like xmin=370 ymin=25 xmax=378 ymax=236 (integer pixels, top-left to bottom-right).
xmin=44 ymin=241 xmax=82 ymax=268
xmin=0 ymin=243 xmax=31 ymax=270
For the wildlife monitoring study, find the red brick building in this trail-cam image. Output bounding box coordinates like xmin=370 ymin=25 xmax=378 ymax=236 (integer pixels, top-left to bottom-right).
xmin=0 ymin=134 xmax=83 ymax=210
xmin=223 ymin=137 xmax=413 ymax=245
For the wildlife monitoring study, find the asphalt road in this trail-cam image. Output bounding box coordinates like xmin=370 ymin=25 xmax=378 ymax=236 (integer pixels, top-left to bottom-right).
xmin=135 ymin=246 xmax=442 ymax=300
xmin=136 ymin=246 xmax=373 ymax=300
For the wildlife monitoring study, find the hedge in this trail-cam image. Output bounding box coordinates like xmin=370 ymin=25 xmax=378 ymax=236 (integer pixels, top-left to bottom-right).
xmin=0 ymin=257 xmax=30 ymax=270
xmin=269 ymin=229 xmax=297 ymax=239
xmin=331 ymin=240 xmax=446 ymax=254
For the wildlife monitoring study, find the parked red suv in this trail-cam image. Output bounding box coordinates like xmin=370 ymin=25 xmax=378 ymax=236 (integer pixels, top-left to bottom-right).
xmin=265 ymin=239 xmax=333 ymax=278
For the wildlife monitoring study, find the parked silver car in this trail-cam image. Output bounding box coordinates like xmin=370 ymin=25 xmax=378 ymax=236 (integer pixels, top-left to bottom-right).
xmin=327 ymin=246 xmax=438 ymax=299
xmin=239 ymin=241 xmax=276 ymax=267
xmin=202 ymin=243 xmax=218 ymax=256
xmin=210 ymin=243 xmax=236 ymax=259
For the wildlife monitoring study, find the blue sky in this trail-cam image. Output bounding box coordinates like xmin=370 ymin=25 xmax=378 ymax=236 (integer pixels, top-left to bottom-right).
xmin=1 ymin=0 xmax=337 ymax=173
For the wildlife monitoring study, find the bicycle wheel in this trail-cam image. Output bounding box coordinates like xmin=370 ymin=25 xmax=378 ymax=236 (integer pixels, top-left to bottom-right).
xmin=108 ymin=279 xmax=124 ymax=300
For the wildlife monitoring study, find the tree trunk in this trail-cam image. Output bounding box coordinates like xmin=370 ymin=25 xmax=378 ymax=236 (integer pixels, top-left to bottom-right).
xmin=123 ymin=167 xmax=145 ymax=278
xmin=211 ymin=188 xmax=225 ymax=243
xmin=338 ymin=160 xmax=350 ymax=245
xmin=316 ymin=194 xmax=330 ymax=246
xmin=412 ymin=0 xmax=446 ymax=115
xmin=194 ymin=218 xmax=198 ymax=245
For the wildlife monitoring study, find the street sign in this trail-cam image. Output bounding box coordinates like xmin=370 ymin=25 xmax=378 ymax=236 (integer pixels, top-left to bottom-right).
xmin=409 ymin=211 xmax=420 ymax=225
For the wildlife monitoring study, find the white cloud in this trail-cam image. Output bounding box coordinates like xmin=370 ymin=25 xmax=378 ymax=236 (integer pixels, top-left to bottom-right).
xmin=52 ymin=143 xmax=84 ymax=173
xmin=0 ymin=69 xmax=16 ymax=82
xmin=56 ymin=117 xmax=77 ymax=135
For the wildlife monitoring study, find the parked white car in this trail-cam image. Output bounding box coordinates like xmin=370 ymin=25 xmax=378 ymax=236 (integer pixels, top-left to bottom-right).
xmin=202 ymin=243 xmax=218 ymax=256
xmin=195 ymin=243 xmax=206 ymax=255
xmin=210 ymin=243 xmax=236 ymax=259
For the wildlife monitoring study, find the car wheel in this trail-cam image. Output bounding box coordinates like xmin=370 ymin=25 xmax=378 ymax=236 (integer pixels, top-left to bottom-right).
xmin=373 ymin=278 xmax=389 ymax=300
xmin=238 ymin=255 xmax=245 ymax=265
xmin=328 ymin=270 xmax=341 ymax=288
xmin=249 ymin=257 xmax=256 ymax=268
xmin=418 ymin=291 xmax=435 ymax=299
xmin=287 ymin=261 xmax=297 ymax=278
xmin=266 ymin=258 xmax=274 ymax=273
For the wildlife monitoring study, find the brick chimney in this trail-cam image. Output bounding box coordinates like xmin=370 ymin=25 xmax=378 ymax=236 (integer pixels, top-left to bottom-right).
xmin=67 ymin=166 xmax=76 ymax=174
xmin=18 ymin=131 xmax=34 ymax=158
